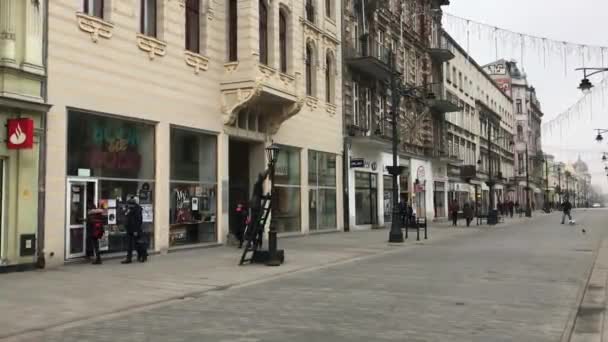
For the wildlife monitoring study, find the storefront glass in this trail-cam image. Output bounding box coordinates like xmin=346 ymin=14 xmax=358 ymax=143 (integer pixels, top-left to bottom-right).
xmin=169 ymin=128 xmax=217 ymax=246
xmin=308 ymin=151 xmax=337 ymax=230
xmin=383 ymin=175 xmax=393 ymax=223
xmin=275 ymin=146 xmax=301 ymax=233
xmin=355 ymin=172 xmax=377 ymax=225
xmin=67 ymin=111 xmax=155 ymax=257
xmin=434 ymin=181 xmax=445 ymax=218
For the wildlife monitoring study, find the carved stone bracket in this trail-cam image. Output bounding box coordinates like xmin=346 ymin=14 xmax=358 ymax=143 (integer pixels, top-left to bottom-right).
xmin=325 ymin=103 xmax=337 ymax=116
xmin=221 ymin=83 xmax=263 ymax=125
xmin=279 ymin=73 xmax=295 ymax=87
xmin=185 ymin=51 xmax=209 ymax=74
xmin=76 ymin=13 xmax=114 ymax=43
xmin=258 ymin=64 xmax=277 ymax=82
xmin=268 ymin=97 xmax=306 ymax=134
xmin=224 ymin=61 xmax=239 ymax=73
xmin=137 ymin=34 xmax=167 ymax=60
xmin=305 ymin=96 xmax=319 ymax=110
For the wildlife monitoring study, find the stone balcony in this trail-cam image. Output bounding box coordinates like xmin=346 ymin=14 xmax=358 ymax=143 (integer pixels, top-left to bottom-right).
xmin=220 ymin=61 xmax=304 ymax=134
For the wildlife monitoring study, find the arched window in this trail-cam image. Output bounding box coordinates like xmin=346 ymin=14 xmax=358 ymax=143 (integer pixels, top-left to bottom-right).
xmin=279 ymin=10 xmax=287 ymax=73
xmin=306 ymin=0 xmax=315 ymax=23
xmin=228 ymin=0 xmax=238 ymax=61
xmin=325 ymin=52 xmax=334 ymax=104
xmin=306 ymin=43 xmax=314 ymax=96
xmin=259 ymin=0 xmax=268 ymax=65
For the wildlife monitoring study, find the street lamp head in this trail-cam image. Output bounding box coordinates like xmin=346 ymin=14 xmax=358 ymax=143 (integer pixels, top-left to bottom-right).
xmin=265 ymin=142 xmax=280 ymax=165
xmin=603 ymin=154 xmax=607 ymax=162
xmin=579 ymin=78 xmax=594 ymax=94
xmin=596 ymin=133 xmax=604 ymax=143
xmin=477 ymin=159 xmax=482 ymax=165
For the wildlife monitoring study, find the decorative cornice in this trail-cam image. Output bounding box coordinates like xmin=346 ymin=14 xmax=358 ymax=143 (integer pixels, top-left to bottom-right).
xmin=279 ymin=73 xmax=295 ymax=87
xmin=221 ymin=84 xmax=264 ymax=125
xmin=301 ymin=18 xmax=340 ymax=46
xmin=305 ymin=96 xmax=319 ymax=110
xmin=136 ymin=34 xmax=167 ymax=60
xmin=76 ymin=13 xmax=114 ymax=43
xmin=224 ymin=61 xmax=239 ymax=73
xmin=184 ymin=51 xmax=209 ymax=74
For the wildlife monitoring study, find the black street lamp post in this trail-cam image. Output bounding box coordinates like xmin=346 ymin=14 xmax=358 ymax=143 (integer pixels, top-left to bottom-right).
xmin=485 ymin=128 xmax=513 ymax=225
xmin=525 ymin=145 xmax=532 ymax=217
xmin=556 ymin=166 xmax=562 ymax=204
xmin=577 ymin=68 xmax=608 ymax=94
xmin=543 ymin=156 xmax=550 ymax=213
xmin=387 ymin=54 xmax=405 ymax=243
xmin=265 ymin=142 xmax=283 ymax=266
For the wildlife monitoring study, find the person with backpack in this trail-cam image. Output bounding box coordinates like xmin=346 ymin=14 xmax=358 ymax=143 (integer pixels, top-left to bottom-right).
xmin=122 ymin=197 xmax=146 ymax=263
xmin=86 ymin=201 xmax=104 ymax=265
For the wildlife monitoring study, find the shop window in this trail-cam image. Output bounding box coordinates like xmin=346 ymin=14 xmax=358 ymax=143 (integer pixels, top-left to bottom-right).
xmin=169 ymin=128 xmax=217 ymax=246
xmin=275 ymin=146 xmax=301 ymax=233
xmin=383 ymin=175 xmax=394 ymax=223
xmin=185 ymin=0 xmax=200 ymax=53
xmin=140 ymin=0 xmax=157 ymax=38
xmin=84 ymin=0 xmax=104 ymax=18
xmin=228 ymin=0 xmax=238 ymax=60
xmin=259 ymin=0 xmax=268 ymax=65
xmin=308 ymin=151 xmax=337 ymax=230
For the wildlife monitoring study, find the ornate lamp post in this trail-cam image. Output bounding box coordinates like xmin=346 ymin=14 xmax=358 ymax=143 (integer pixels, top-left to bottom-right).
xmin=265 ymin=142 xmax=283 ymax=266
xmin=485 ymin=131 xmax=514 ymax=225
xmin=594 ymin=129 xmax=608 ymax=143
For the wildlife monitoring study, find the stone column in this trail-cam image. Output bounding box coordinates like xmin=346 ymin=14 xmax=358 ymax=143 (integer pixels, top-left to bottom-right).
xmin=300 ymin=148 xmax=309 ymax=233
xmin=0 ymin=0 xmax=17 ymax=65
xmin=154 ymin=122 xmax=170 ymax=253
xmin=23 ymin=0 xmax=44 ymax=72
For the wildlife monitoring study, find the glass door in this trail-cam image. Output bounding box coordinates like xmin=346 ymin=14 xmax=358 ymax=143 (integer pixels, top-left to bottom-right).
xmin=66 ymin=179 xmax=97 ymax=259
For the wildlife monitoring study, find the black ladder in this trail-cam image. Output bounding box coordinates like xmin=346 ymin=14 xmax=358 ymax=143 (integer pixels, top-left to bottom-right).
xmin=239 ymin=195 xmax=271 ymax=265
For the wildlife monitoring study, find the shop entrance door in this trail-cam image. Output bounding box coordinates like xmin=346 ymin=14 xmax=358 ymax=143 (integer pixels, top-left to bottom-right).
xmin=66 ymin=178 xmax=98 ymax=259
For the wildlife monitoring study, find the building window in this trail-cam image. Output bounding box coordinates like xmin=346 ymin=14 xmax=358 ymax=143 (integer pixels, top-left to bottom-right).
xmin=517 ymin=125 xmax=523 ymax=141
xmin=325 ymin=52 xmax=334 ymax=104
xmin=446 ymin=62 xmax=451 ymax=83
xmin=227 ymin=0 xmax=238 ymax=61
xmin=306 ymin=43 xmax=314 ymax=96
xmin=185 ymin=0 xmax=200 ymax=53
xmin=275 ymin=146 xmax=301 ymax=233
xmin=325 ymin=0 xmax=332 ymax=18
xmin=279 ymin=10 xmax=288 ymax=73
xmin=309 ymin=151 xmax=337 ymax=230
xmin=518 ymin=153 xmax=524 ymax=175
xmin=306 ymin=0 xmax=315 ymax=23
xmin=352 ymin=81 xmax=360 ymax=126
xmin=83 ymin=0 xmax=104 ymax=18
xmin=140 ymin=0 xmax=157 ymax=37
xmin=259 ymin=0 xmax=268 ymax=65
xmin=516 ymin=99 xmax=523 ymax=114
xmin=355 ymin=172 xmax=377 ymax=225
xmin=169 ymin=128 xmax=218 ymax=246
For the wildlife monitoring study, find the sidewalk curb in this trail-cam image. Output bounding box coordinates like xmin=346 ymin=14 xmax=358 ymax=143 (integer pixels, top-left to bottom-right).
xmin=560 ymin=231 xmax=603 ymax=342
xmin=0 ymin=228 xmax=480 ymax=342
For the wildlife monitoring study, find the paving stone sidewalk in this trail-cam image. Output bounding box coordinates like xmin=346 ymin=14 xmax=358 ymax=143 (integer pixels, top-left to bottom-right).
xmin=0 ymin=224 xmax=483 ymax=340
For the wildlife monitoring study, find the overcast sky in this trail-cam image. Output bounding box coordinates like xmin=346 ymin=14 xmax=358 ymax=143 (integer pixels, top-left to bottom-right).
xmin=444 ymin=0 xmax=608 ymax=192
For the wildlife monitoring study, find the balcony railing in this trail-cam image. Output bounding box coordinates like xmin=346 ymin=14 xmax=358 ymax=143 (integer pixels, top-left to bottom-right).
xmin=429 ymin=36 xmax=455 ymax=62
xmin=426 ymin=83 xmax=461 ymax=113
xmin=344 ymin=37 xmax=393 ymax=81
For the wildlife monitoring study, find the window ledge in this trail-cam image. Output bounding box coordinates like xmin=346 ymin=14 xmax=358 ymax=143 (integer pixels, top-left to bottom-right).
xmin=306 ymin=96 xmax=319 ymax=109
xmin=258 ymin=63 xmax=277 ymax=77
xmin=279 ymin=72 xmax=295 ymax=86
xmin=325 ymin=16 xmax=336 ymax=26
xmin=76 ymin=12 xmax=114 ymax=43
xmin=184 ymin=51 xmax=209 ymax=74
xmin=136 ymin=33 xmax=167 ymax=60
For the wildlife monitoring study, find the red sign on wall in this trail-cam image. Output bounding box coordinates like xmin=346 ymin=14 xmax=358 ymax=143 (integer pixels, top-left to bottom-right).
xmin=7 ymin=118 xmax=34 ymax=149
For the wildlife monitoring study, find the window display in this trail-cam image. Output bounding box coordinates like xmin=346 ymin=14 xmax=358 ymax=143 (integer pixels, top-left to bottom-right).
xmin=169 ymin=128 xmax=217 ymax=246
xmin=309 ymin=151 xmax=337 ymax=230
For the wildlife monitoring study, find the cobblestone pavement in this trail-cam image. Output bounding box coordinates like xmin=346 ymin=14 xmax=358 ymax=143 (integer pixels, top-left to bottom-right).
xmin=5 ymin=210 xmax=607 ymax=342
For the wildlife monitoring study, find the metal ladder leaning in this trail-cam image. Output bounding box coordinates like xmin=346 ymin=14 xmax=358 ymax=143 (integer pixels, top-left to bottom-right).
xmin=239 ymin=195 xmax=271 ymax=265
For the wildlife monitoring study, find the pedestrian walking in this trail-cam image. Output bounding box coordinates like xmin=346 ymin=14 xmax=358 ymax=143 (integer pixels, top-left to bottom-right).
xmin=122 ymin=197 xmax=146 ymax=264
xmin=406 ymin=202 xmax=414 ymax=228
xmin=515 ymin=201 xmax=520 ymax=217
xmin=449 ymin=200 xmax=459 ymax=227
xmin=463 ymin=202 xmax=474 ymax=227
xmin=235 ymin=203 xmax=248 ymax=248
xmin=86 ymin=201 xmax=104 ymax=265
xmin=561 ymin=198 xmax=573 ymax=224
xmin=508 ymin=200 xmax=514 ymax=218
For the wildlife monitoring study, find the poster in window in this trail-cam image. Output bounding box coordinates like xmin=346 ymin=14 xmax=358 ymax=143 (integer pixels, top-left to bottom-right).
xmin=107 ymin=208 xmax=117 ymax=225
xmin=141 ymin=204 xmax=154 ymax=223
xmin=99 ymin=227 xmax=109 ymax=251
xmin=191 ymin=197 xmax=199 ymax=211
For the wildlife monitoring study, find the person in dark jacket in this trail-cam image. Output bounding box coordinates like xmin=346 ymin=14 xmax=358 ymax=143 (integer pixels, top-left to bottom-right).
xmin=561 ymin=198 xmax=573 ymax=224
xmin=398 ymin=200 xmax=407 ymax=227
xmin=86 ymin=201 xmax=104 ymax=265
xmin=508 ymin=200 xmax=515 ymax=218
xmin=463 ymin=202 xmax=474 ymax=227
xmin=122 ymin=197 xmax=145 ymax=264
xmin=449 ymin=200 xmax=459 ymax=227
xmin=235 ymin=203 xmax=248 ymax=248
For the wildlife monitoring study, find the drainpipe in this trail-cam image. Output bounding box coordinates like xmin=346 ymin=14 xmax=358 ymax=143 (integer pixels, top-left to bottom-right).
xmin=343 ymin=138 xmax=350 ymax=232
xmin=36 ymin=0 xmax=50 ymax=268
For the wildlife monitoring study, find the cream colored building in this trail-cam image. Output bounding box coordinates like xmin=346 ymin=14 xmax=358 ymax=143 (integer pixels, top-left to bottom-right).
xmin=0 ymin=0 xmax=49 ymax=271
xmin=44 ymin=0 xmax=343 ymax=266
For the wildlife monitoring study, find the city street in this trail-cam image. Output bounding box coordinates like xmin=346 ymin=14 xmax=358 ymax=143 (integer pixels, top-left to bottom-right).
xmin=0 ymin=209 xmax=605 ymax=341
